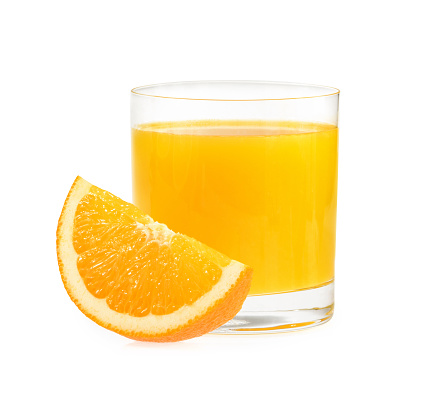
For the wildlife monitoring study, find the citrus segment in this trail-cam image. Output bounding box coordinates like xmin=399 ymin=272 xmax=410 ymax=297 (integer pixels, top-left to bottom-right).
xmin=57 ymin=176 xmax=252 ymax=341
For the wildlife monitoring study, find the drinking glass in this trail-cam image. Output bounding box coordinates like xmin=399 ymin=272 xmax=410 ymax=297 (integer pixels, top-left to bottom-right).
xmin=131 ymin=81 xmax=339 ymax=333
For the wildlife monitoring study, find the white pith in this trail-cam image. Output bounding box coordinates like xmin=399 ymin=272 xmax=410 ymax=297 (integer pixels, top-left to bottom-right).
xmin=135 ymin=221 xmax=175 ymax=243
xmin=57 ymin=177 xmax=247 ymax=335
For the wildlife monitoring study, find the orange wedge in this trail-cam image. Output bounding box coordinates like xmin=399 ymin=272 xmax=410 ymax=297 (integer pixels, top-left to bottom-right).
xmin=56 ymin=177 xmax=252 ymax=342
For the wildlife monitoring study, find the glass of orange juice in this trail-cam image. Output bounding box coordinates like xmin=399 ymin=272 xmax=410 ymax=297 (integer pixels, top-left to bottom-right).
xmin=131 ymin=81 xmax=339 ymax=333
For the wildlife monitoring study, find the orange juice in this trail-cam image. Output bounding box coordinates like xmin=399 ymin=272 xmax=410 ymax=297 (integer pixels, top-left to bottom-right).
xmin=132 ymin=120 xmax=338 ymax=295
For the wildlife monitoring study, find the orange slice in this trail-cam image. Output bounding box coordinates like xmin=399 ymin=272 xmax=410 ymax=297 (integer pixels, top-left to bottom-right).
xmin=56 ymin=177 xmax=252 ymax=342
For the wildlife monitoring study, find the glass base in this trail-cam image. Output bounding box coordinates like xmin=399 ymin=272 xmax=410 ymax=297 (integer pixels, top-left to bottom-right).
xmin=212 ymin=281 xmax=334 ymax=334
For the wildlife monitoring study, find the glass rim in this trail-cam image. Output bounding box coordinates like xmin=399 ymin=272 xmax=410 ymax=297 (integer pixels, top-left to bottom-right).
xmin=131 ymin=80 xmax=340 ymax=102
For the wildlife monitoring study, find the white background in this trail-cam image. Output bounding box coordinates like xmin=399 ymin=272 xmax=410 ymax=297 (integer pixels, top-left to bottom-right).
xmin=2 ymin=0 xmax=427 ymax=401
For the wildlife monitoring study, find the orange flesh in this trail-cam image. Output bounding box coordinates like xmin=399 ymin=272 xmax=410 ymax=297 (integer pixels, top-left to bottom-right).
xmin=73 ymin=186 xmax=230 ymax=317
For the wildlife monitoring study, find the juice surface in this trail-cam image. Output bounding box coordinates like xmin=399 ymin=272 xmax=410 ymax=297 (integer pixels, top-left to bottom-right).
xmin=132 ymin=120 xmax=338 ymax=295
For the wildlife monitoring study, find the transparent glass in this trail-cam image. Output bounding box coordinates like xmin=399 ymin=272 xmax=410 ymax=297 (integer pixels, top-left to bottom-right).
xmin=131 ymin=81 xmax=339 ymax=333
